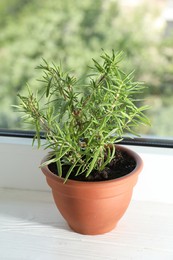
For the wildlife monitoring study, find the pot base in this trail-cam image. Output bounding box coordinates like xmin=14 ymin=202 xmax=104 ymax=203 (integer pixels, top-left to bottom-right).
xmin=68 ymin=223 xmax=117 ymax=235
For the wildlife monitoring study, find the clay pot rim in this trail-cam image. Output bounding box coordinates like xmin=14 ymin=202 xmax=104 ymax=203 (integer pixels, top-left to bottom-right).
xmin=41 ymin=144 xmax=143 ymax=186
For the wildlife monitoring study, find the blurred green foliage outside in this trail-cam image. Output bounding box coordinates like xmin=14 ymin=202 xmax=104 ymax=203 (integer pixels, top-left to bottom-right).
xmin=0 ymin=0 xmax=173 ymax=136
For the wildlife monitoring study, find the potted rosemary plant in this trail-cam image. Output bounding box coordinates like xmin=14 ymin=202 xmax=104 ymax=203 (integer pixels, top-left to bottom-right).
xmin=17 ymin=50 xmax=150 ymax=235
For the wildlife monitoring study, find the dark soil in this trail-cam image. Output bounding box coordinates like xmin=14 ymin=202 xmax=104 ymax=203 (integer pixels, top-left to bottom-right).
xmin=48 ymin=149 xmax=136 ymax=182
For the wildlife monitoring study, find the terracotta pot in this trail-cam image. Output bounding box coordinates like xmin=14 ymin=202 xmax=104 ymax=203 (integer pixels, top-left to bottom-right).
xmin=41 ymin=145 xmax=143 ymax=235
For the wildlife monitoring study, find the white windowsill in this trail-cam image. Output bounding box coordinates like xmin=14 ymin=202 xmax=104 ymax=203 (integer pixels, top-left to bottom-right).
xmin=0 ymin=137 xmax=173 ymax=259
xmin=1 ymin=189 xmax=173 ymax=259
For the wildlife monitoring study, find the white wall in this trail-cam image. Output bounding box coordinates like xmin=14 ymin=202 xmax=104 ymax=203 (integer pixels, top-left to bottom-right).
xmin=0 ymin=137 xmax=173 ymax=203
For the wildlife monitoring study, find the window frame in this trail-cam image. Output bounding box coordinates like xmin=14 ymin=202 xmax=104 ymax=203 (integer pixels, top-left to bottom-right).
xmin=0 ymin=129 xmax=173 ymax=148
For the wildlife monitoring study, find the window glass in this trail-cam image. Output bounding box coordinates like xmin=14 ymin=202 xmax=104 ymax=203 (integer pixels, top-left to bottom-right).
xmin=0 ymin=0 xmax=173 ymax=138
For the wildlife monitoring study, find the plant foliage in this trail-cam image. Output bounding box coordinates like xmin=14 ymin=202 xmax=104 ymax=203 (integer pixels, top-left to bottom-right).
xmin=17 ymin=50 xmax=150 ymax=181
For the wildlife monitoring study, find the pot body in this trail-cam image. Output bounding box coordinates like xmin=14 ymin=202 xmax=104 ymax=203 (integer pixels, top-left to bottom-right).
xmin=41 ymin=145 xmax=143 ymax=235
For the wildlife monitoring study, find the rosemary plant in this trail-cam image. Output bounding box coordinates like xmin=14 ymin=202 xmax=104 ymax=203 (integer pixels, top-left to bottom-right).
xmin=17 ymin=50 xmax=150 ymax=182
